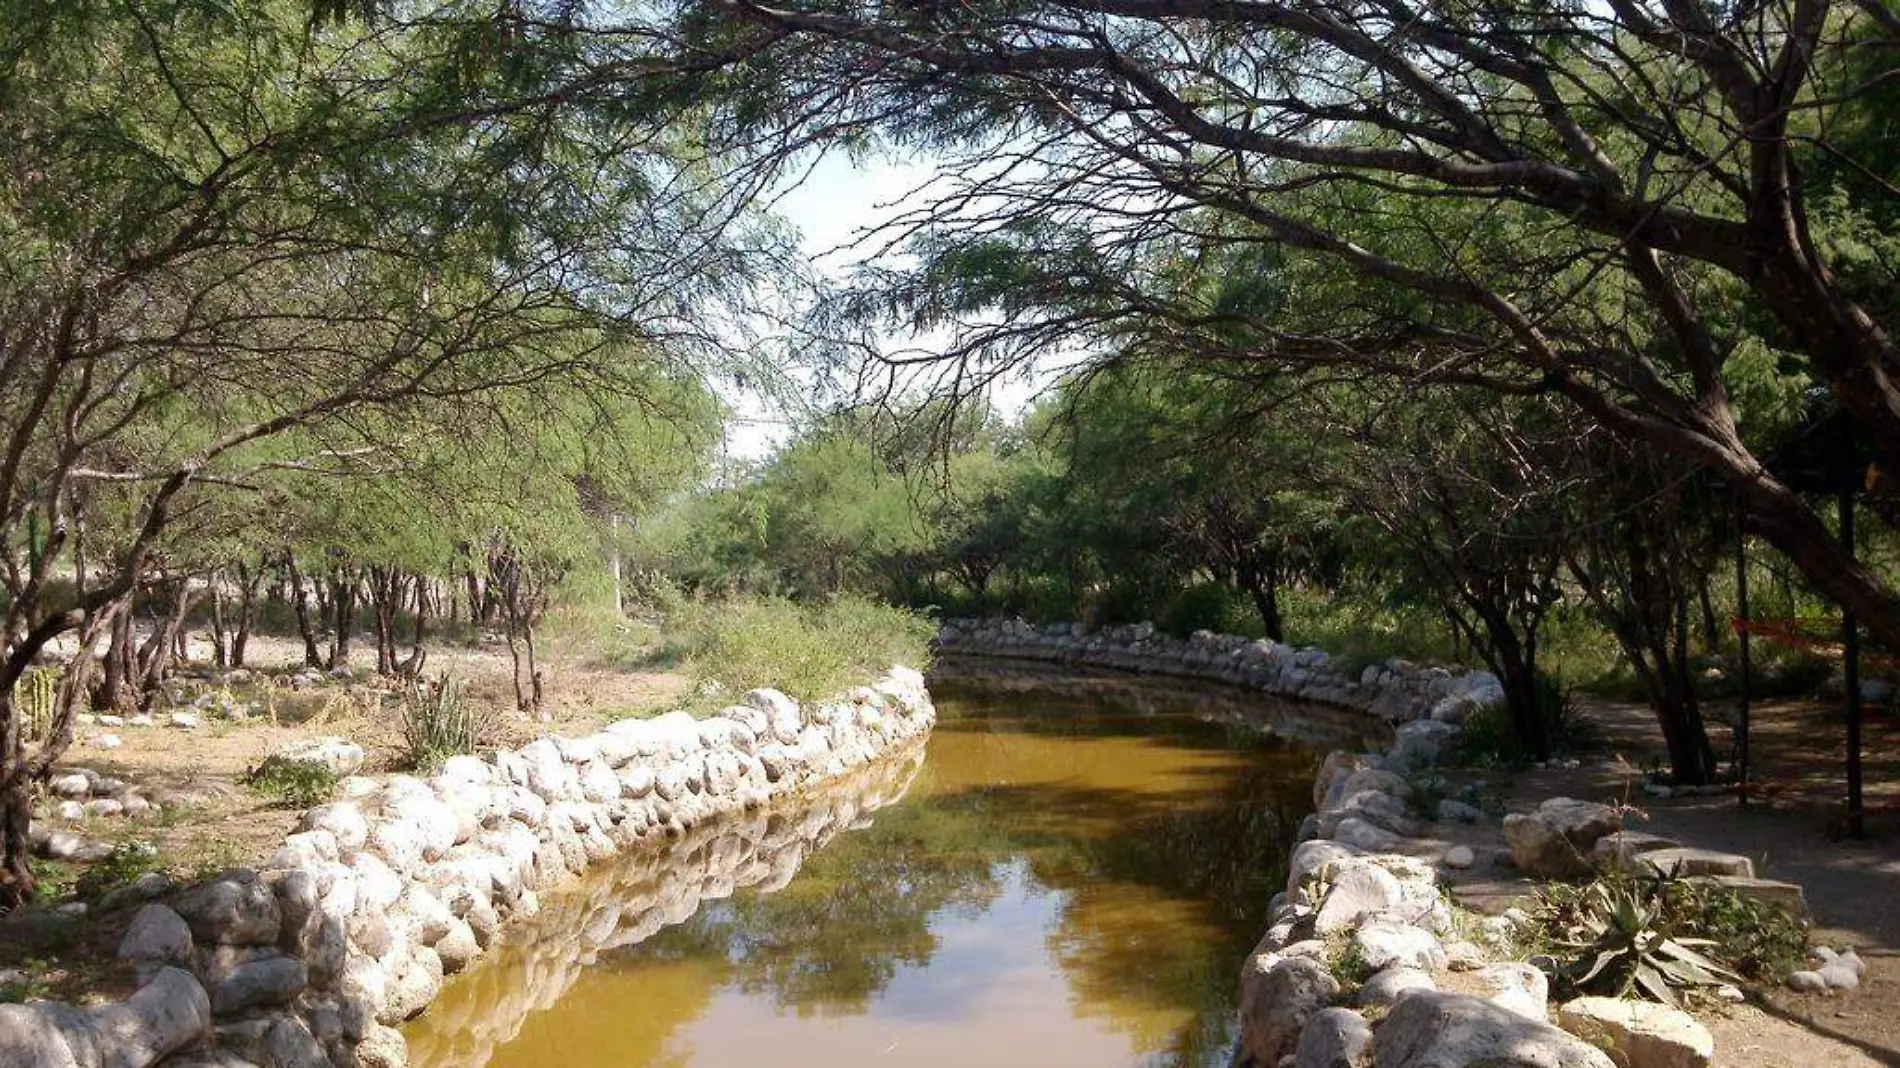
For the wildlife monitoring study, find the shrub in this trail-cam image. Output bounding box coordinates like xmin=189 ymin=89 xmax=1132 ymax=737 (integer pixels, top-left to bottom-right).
xmin=27 ymin=858 xmax=74 ymax=906
xmin=246 ymin=758 xmax=339 ymax=809
xmin=400 ymin=673 xmax=491 ymax=771
xmin=1697 ymin=884 xmax=1810 ymax=982
xmin=658 ymin=594 xmax=935 ymax=706
xmin=1457 ymin=671 xmax=1599 ymax=768
xmin=1157 ymin=582 xmax=1245 ymax=637
xmin=1329 ymin=933 xmax=1376 ymax=988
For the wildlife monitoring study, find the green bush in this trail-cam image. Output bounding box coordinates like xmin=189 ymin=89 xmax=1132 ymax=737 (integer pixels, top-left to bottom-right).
xmin=1456 ymin=671 xmax=1598 ymax=767
xmin=1157 ymin=582 xmax=1247 ymax=637
xmin=1278 ymin=589 xmax=1462 ymax=667
xmin=245 ymin=758 xmax=339 ymax=809
xmin=400 ymin=673 xmax=492 ymax=771
xmin=658 ymin=594 xmax=935 ymax=706
xmin=1698 ymin=884 xmax=1810 ymax=982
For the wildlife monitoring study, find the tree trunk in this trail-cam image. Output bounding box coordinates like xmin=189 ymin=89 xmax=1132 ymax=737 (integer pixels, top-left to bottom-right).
xmin=526 ymin=624 xmax=543 ymax=713
xmin=210 ymin=580 xmax=229 ymax=671
xmin=71 ymin=490 xmax=87 ymax=597
xmin=97 ymin=608 xmax=134 ymax=712
xmin=1472 ymin=608 xmax=1551 ymax=762
xmin=399 ymin=579 xmax=429 ymax=678
xmin=610 ymin=513 xmax=624 ymax=617
xmin=0 ymin=757 xmax=30 ymax=910
xmin=506 ymin=628 xmax=529 ymax=714
xmin=369 ymin=567 xmax=402 ymax=676
xmin=328 ymin=573 xmax=356 ymax=671
xmin=1696 ymin=572 xmax=1721 ymax=658
xmin=1240 ymin=555 xmax=1285 ymax=642
xmin=1496 ymin=651 xmax=1550 ymax=763
xmin=286 ymin=556 xmax=324 ymax=669
xmin=232 ymin=560 xmax=264 ymax=670
xmin=138 ymin=582 xmax=197 ymax=709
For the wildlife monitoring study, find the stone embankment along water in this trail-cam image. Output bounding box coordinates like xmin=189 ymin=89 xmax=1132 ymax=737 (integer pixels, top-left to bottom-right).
xmin=0 ymin=668 xmax=936 ymax=1068
xmin=1243 ymin=693 xmax=1790 ymax=1068
xmin=1235 ymin=745 xmax=1740 ymax=1068
xmin=937 ymin=619 xmax=1761 ymax=1068
xmin=407 ymin=747 xmax=928 ymax=1067
xmin=933 ymin=618 xmax=1507 ymax=728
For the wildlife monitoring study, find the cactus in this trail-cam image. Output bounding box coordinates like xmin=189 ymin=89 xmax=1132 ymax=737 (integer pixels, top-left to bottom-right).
xmin=12 ymin=667 xmax=58 ymax=743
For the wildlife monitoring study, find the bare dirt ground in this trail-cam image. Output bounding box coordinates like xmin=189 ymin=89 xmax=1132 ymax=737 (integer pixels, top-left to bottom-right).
xmin=1454 ymin=695 xmax=1900 ymax=1067
xmin=0 ymin=631 xmax=691 ymax=1004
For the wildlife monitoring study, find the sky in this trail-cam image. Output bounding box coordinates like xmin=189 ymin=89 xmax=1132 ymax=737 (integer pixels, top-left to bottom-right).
xmin=719 ymin=150 xmax=1055 ymax=463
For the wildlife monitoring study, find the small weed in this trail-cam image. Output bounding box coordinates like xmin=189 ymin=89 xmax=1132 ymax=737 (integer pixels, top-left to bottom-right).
xmin=27 ymin=858 xmax=76 ymax=906
xmin=1700 ymin=886 xmax=1810 ymax=982
xmin=0 ymin=959 xmax=59 ymax=1004
xmin=181 ymin=836 xmax=246 ymax=884
xmin=70 ymin=840 xmax=159 ymax=902
xmin=245 ymin=759 xmax=338 ymax=809
xmin=1328 ymin=932 xmax=1376 ymax=987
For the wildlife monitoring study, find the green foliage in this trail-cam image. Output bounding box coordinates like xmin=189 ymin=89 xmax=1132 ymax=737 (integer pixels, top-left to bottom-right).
xmin=1157 ymin=583 xmax=1247 ymax=637
xmin=399 ymin=674 xmax=491 ymax=771
xmin=1457 ymin=674 xmax=1597 ymax=769
xmin=1329 ymin=933 xmax=1376 ymax=988
xmin=245 ymin=759 xmax=340 ymax=810
xmin=70 ymin=840 xmax=160 ymax=903
xmin=1277 ymin=590 xmax=1462 ymax=668
xmin=1697 ymin=886 xmax=1811 ymax=983
xmin=1531 ymin=874 xmax=1795 ymax=1005
xmin=27 ymin=858 xmax=75 ymax=906
xmin=653 ymin=595 xmax=935 ymax=705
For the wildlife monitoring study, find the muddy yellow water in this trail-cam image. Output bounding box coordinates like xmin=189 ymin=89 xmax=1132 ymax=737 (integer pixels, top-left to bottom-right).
xmin=407 ymin=671 xmax=1332 ymax=1068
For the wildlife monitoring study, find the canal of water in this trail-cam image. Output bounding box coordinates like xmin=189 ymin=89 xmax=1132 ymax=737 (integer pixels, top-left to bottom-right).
xmin=407 ymin=666 xmax=1362 ymax=1068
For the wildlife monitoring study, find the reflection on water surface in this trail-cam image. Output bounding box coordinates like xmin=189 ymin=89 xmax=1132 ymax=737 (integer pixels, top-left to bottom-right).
xmin=407 ymin=671 xmax=1323 ymax=1068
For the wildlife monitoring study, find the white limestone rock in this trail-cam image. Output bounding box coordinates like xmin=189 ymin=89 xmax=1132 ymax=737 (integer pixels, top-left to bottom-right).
xmin=1471 ymin=961 xmax=1548 ymax=1020
xmin=1239 ymin=954 xmax=1340 ymax=1066
xmin=118 ymin=904 xmax=194 ymax=980
xmin=1502 ymin=797 xmax=1622 ymax=878
xmin=1358 ymin=965 xmax=1436 ymax=1009
xmin=1377 ymin=991 xmax=1615 ymax=1068
xmin=1294 ymin=1006 xmax=1373 ymax=1068
xmin=299 ymin=802 xmax=370 ymax=854
xmin=1558 ymin=996 xmax=1714 ymax=1068
xmin=172 ymin=872 xmax=281 ymax=947
xmin=210 ymin=956 xmax=307 ymax=1015
xmin=1352 ymin=918 xmax=1447 ymax=973
xmin=271 ymin=736 xmax=364 ymax=778
xmin=1314 ymin=864 xmax=1403 ymax=934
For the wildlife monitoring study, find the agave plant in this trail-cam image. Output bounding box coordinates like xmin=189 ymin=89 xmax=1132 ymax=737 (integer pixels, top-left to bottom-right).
xmin=1541 ymin=875 xmax=1741 ymax=1006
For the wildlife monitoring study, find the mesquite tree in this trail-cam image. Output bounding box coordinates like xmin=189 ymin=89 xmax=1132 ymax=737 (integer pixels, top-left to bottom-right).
xmin=0 ymin=2 xmax=753 ymax=907
xmin=587 ymin=0 xmax=1900 ymax=653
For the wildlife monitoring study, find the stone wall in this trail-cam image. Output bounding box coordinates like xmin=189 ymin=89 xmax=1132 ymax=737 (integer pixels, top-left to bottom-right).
xmin=0 ymin=668 xmax=936 ymax=1068
xmin=406 ymin=746 xmax=926 ymax=1067
xmin=939 ymin=618 xmax=1722 ymax=1068
xmin=1239 ymin=706 xmax=1725 ymax=1068
xmin=933 ymin=618 xmax=1504 ymax=727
